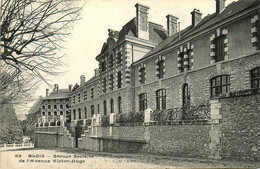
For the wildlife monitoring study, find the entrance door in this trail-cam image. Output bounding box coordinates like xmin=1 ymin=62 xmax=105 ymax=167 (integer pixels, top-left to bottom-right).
xmin=182 ymin=83 xmax=190 ymax=119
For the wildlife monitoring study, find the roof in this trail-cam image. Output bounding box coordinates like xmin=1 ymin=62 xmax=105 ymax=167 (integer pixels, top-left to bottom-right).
xmin=118 ymin=17 xmax=167 ymax=44
xmin=28 ymin=96 xmax=43 ymax=114
xmin=43 ymin=89 xmax=70 ymax=100
xmin=142 ymin=0 xmax=258 ymax=59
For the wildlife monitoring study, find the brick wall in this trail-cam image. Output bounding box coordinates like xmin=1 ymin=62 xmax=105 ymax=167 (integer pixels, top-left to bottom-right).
xmin=219 ymin=93 xmax=260 ymax=161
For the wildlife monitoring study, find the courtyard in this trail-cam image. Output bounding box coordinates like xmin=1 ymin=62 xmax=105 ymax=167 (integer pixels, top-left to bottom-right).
xmin=0 ymin=148 xmax=259 ymax=169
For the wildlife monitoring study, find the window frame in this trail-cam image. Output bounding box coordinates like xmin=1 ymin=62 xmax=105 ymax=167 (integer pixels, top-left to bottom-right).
xmin=158 ymin=60 xmax=164 ymax=79
xmin=139 ymin=93 xmax=147 ymax=111
xmin=251 ymin=67 xmax=260 ymax=89
xmin=118 ymin=97 xmax=122 ymax=113
xmin=156 ymin=89 xmax=166 ymax=110
xmin=214 ymin=35 xmax=225 ymax=62
xmin=210 ymin=75 xmax=230 ymax=96
xmin=140 ymin=67 xmax=146 ymax=84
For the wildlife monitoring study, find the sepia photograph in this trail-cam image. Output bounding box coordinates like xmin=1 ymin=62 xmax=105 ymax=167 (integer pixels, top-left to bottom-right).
xmin=0 ymin=0 xmax=260 ymax=168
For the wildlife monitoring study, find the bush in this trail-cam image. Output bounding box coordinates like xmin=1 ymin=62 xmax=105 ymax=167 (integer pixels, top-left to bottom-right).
xmin=101 ymin=115 xmax=110 ymax=125
xmin=44 ymin=122 xmax=49 ymax=127
xmin=116 ymin=112 xmax=144 ymax=123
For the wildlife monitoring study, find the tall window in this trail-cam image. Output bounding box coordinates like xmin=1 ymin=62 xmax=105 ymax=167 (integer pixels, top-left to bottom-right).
xmin=60 ymin=104 xmax=63 ymax=109
xmin=48 ymin=112 xmax=51 ymax=116
xmin=48 ymin=105 xmax=51 ymax=109
xmin=83 ymin=90 xmax=87 ymax=101
xmin=211 ymin=75 xmax=230 ymax=96
xmin=78 ymin=108 xmax=81 ymax=119
xmin=180 ymin=52 xmax=184 ymax=73
xmin=101 ymin=61 xmax=106 ymax=72
xmin=54 ymin=105 xmax=57 ymax=109
xmin=78 ymin=93 xmax=81 ymax=103
xmin=103 ymin=78 xmax=107 ymax=93
xmin=251 ymin=67 xmax=260 ymax=89
xmin=182 ymin=83 xmax=190 ymax=109
xmin=118 ymin=71 xmax=122 ymax=89
xmin=214 ymin=35 xmax=225 ymax=62
xmin=110 ymin=99 xmax=114 ymax=114
xmin=42 ymin=112 xmax=45 ymax=116
xmin=117 ymin=52 xmax=122 ymax=64
xmin=103 ymin=100 xmax=107 ymax=115
xmin=158 ymin=60 xmax=164 ymax=79
xmin=42 ymin=105 xmax=45 ymax=109
xmin=73 ymin=109 xmax=76 ymax=120
xmin=140 ymin=67 xmax=146 ymax=84
xmin=98 ymin=104 xmax=100 ymax=114
xmin=72 ymin=95 xmax=75 ymax=104
xmin=91 ymin=88 xmax=94 ymax=99
xmin=60 ymin=111 xmax=63 ymax=116
xmin=109 ymin=54 xmax=114 ymax=68
xmin=54 ymin=111 xmax=57 ymax=116
xmin=118 ymin=97 xmax=122 ymax=113
xmin=91 ymin=105 xmax=95 ymax=117
xmin=156 ymin=89 xmax=166 ymax=110
xmin=110 ymin=74 xmax=114 ymax=91
xmin=84 ymin=107 xmax=87 ymax=118
xmin=139 ymin=93 xmax=147 ymax=111
xmin=66 ymin=104 xmax=69 ymax=108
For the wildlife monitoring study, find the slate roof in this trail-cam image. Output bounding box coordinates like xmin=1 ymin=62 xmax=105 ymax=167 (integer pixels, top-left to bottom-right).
xmin=118 ymin=17 xmax=167 ymax=44
xmin=44 ymin=89 xmax=70 ymax=100
xmin=142 ymin=0 xmax=258 ymax=58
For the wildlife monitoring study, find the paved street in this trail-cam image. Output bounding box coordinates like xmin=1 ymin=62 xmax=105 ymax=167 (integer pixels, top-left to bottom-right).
xmin=0 ymin=148 xmax=259 ymax=169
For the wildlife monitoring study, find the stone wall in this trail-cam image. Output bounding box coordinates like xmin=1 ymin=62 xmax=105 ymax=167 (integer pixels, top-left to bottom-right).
xmin=219 ymin=93 xmax=260 ymax=161
xmin=148 ymin=124 xmax=211 ymax=158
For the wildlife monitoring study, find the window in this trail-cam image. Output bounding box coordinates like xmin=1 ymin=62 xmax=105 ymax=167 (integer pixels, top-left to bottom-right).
xmin=179 ymin=52 xmax=184 ymax=73
xmin=118 ymin=71 xmax=122 ymax=89
xmin=73 ymin=109 xmax=76 ymax=120
xmin=54 ymin=105 xmax=57 ymax=109
xmin=42 ymin=112 xmax=45 ymax=116
xmin=156 ymin=89 xmax=166 ymax=110
xmin=54 ymin=111 xmax=57 ymax=116
xmin=72 ymin=95 xmax=75 ymax=104
xmin=98 ymin=104 xmax=100 ymax=114
xmin=210 ymin=75 xmax=230 ymax=96
xmin=66 ymin=104 xmax=69 ymax=108
xmin=117 ymin=52 xmax=122 ymax=64
xmin=78 ymin=93 xmax=81 ymax=103
xmin=118 ymin=97 xmax=122 ymax=113
xmin=182 ymin=83 xmax=190 ymax=109
xmin=109 ymin=54 xmax=114 ymax=68
xmin=60 ymin=111 xmax=63 ymax=116
xmin=214 ymin=35 xmax=225 ymax=62
xmin=140 ymin=67 xmax=146 ymax=84
xmin=60 ymin=104 xmax=63 ymax=109
xmin=103 ymin=78 xmax=107 ymax=93
xmin=84 ymin=107 xmax=87 ymax=118
xmin=91 ymin=88 xmax=94 ymax=99
xmin=83 ymin=90 xmax=87 ymax=101
xmin=78 ymin=108 xmax=81 ymax=119
xmin=91 ymin=105 xmax=95 ymax=117
xmin=101 ymin=61 xmax=106 ymax=72
xmin=48 ymin=112 xmax=51 ymax=116
xmin=139 ymin=93 xmax=147 ymax=111
xmin=110 ymin=74 xmax=114 ymax=91
xmin=42 ymin=105 xmax=45 ymax=109
xmin=251 ymin=67 xmax=260 ymax=89
xmin=48 ymin=105 xmax=51 ymax=109
xmin=158 ymin=60 xmax=164 ymax=79
xmin=103 ymin=100 xmax=107 ymax=115
xmin=110 ymin=99 xmax=114 ymax=114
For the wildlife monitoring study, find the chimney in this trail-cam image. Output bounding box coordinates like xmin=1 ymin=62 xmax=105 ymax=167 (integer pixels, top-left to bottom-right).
xmin=46 ymin=89 xmax=49 ymax=97
xmin=135 ymin=3 xmax=150 ymax=40
xmin=94 ymin=68 xmax=99 ymax=77
xmin=80 ymin=75 xmax=85 ymax=86
xmin=191 ymin=9 xmax=202 ymax=27
xmin=216 ymin=0 xmax=226 ymax=14
xmin=166 ymin=15 xmax=179 ymax=37
xmin=68 ymin=85 xmax=72 ymax=92
xmin=54 ymin=84 xmax=59 ymax=93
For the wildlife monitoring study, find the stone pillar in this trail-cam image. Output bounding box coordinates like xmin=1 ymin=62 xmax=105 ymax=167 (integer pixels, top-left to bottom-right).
xmin=209 ymin=99 xmax=222 ymax=159
xmin=110 ymin=113 xmax=115 ymax=124
xmin=144 ymin=109 xmax=153 ymax=123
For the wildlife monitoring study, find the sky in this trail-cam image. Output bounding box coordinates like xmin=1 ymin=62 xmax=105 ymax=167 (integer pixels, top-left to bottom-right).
xmin=18 ymin=0 xmax=235 ymax=117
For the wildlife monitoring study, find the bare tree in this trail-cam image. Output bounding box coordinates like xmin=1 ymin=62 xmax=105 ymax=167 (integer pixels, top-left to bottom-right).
xmin=0 ymin=0 xmax=84 ymax=105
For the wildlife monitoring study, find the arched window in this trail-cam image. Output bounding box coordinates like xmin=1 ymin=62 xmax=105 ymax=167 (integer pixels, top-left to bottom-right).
xmin=54 ymin=105 xmax=57 ymax=109
xmin=42 ymin=105 xmax=45 ymax=109
xmin=48 ymin=105 xmax=51 ymax=109
xmin=60 ymin=104 xmax=63 ymax=109
xmin=139 ymin=93 xmax=147 ymax=111
xmin=48 ymin=112 xmax=51 ymax=116
xmin=118 ymin=97 xmax=122 ymax=113
xmin=54 ymin=111 xmax=57 ymax=116
xmin=156 ymin=89 xmax=166 ymax=110
xmin=66 ymin=104 xmax=69 ymax=108
xmin=182 ymin=83 xmax=190 ymax=109
xmin=91 ymin=105 xmax=95 ymax=117
xmin=110 ymin=99 xmax=114 ymax=114
xmin=60 ymin=111 xmax=63 ymax=115
xmin=84 ymin=107 xmax=87 ymax=118
xmin=42 ymin=112 xmax=45 ymax=116
xmin=210 ymin=75 xmax=230 ymax=96
xmin=78 ymin=108 xmax=81 ymax=119
xmin=73 ymin=109 xmax=76 ymax=120
xmin=251 ymin=67 xmax=260 ymax=89
xmin=103 ymin=100 xmax=107 ymax=115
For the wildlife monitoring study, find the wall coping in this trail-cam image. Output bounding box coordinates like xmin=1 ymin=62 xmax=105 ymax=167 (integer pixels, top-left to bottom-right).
xmin=90 ymin=135 xmax=148 ymax=143
xmin=35 ymin=131 xmax=63 ymax=135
